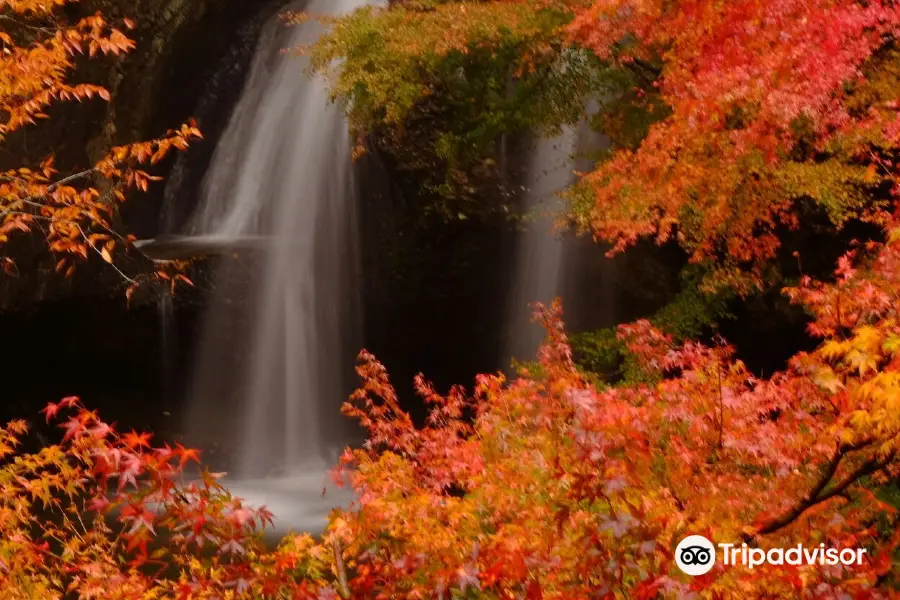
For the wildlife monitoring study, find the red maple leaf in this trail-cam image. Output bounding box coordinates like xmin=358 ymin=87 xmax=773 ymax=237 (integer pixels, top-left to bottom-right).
xmin=58 ymin=395 xmax=80 ymax=409
xmin=173 ymin=443 xmax=201 ymax=466
xmin=122 ymin=430 xmax=153 ymax=450
xmin=40 ymin=402 xmax=60 ymax=424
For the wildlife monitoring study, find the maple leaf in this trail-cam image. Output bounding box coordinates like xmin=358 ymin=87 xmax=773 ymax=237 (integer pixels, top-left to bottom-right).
xmin=59 ymin=417 xmax=84 ymax=441
xmin=58 ymin=396 xmax=80 ymax=409
xmin=229 ymin=506 xmax=256 ymax=528
xmin=87 ymin=421 xmax=114 ymax=439
xmin=116 ymin=453 xmax=143 ymax=491
xmin=40 ymin=401 xmax=60 ymax=423
xmin=126 ymin=508 xmax=156 ymax=536
xmin=122 ymin=430 xmax=152 ymax=450
xmin=87 ymin=495 xmax=110 ymax=513
xmin=173 ymin=443 xmax=201 ymax=466
xmin=218 ymin=538 xmax=247 ymax=556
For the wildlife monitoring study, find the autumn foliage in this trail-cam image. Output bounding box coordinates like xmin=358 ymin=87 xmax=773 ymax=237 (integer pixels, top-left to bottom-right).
xmin=0 ymin=0 xmax=200 ymax=290
xmin=319 ymin=219 xmax=900 ymax=597
xmin=7 ymin=228 xmax=900 ymax=597
xmin=566 ymin=0 xmax=900 ymax=290
xmin=6 ymin=0 xmax=900 ymax=598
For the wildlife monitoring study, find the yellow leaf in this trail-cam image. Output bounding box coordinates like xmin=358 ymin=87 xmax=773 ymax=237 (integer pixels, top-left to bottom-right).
xmin=812 ymin=366 xmax=843 ymax=393
xmin=820 ymin=340 xmax=848 ymax=361
xmin=838 ymin=428 xmax=856 ymax=446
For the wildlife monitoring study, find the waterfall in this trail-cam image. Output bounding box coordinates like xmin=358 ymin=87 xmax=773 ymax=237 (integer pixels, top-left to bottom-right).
xmin=157 ymin=290 xmax=175 ymax=399
xmin=505 ymin=128 xmax=579 ymax=362
xmin=181 ymin=0 xmax=373 ymax=517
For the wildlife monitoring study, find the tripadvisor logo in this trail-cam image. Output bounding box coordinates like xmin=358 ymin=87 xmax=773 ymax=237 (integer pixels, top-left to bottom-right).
xmin=674 ymin=535 xmax=868 ymax=576
xmin=675 ymin=535 xmax=716 ymax=576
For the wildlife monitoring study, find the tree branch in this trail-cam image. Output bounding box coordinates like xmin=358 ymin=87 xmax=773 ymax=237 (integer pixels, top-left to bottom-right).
xmin=48 ymin=168 xmax=95 ymax=190
xmin=15 ymin=168 xmax=96 ymax=207
xmin=332 ymin=537 xmax=351 ymax=599
xmin=742 ymin=440 xmax=891 ymax=542
xmin=814 ymin=450 xmax=896 ymax=507
xmin=631 ymin=57 xmax=662 ymax=78
xmin=743 ymin=452 xmax=842 ymax=542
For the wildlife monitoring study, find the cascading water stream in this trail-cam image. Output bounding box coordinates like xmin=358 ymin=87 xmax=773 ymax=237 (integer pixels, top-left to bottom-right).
xmin=157 ymin=290 xmax=175 ymax=399
xmin=505 ymin=128 xmax=579 ymax=362
xmin=175 ymin=0 xmax=376 ymax=531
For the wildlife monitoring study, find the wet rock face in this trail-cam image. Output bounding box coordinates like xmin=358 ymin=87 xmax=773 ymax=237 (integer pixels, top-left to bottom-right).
xmin=84 ymin=0 xmax=276 ymax=149
xmin=88 ymin=0 xmax=287 ymax=238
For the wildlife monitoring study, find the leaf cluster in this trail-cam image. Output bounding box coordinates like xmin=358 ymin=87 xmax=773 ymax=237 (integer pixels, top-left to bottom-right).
xmin=306 ymin=1 xmax=615 ymax=209
xmin=0 ymin=0 xmax=200 ymax=297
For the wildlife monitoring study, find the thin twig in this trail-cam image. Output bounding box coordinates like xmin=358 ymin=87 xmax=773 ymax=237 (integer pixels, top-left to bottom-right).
xmin=77 ymin=225 xmax=134 ymax=283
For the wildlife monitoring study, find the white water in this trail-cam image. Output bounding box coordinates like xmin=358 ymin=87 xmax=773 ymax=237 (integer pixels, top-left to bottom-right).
xmin=182 ymin=0 xmax=375 ymax=531
xmin=505 ymin=128 xmax=579 ymax=361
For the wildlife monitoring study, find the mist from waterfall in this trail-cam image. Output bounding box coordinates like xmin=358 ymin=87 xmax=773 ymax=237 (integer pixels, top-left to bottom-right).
xmin=181 ymin=0 xmax=372 ymax=508
xmin=505 ymin=128 xmax=579 ymax=362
